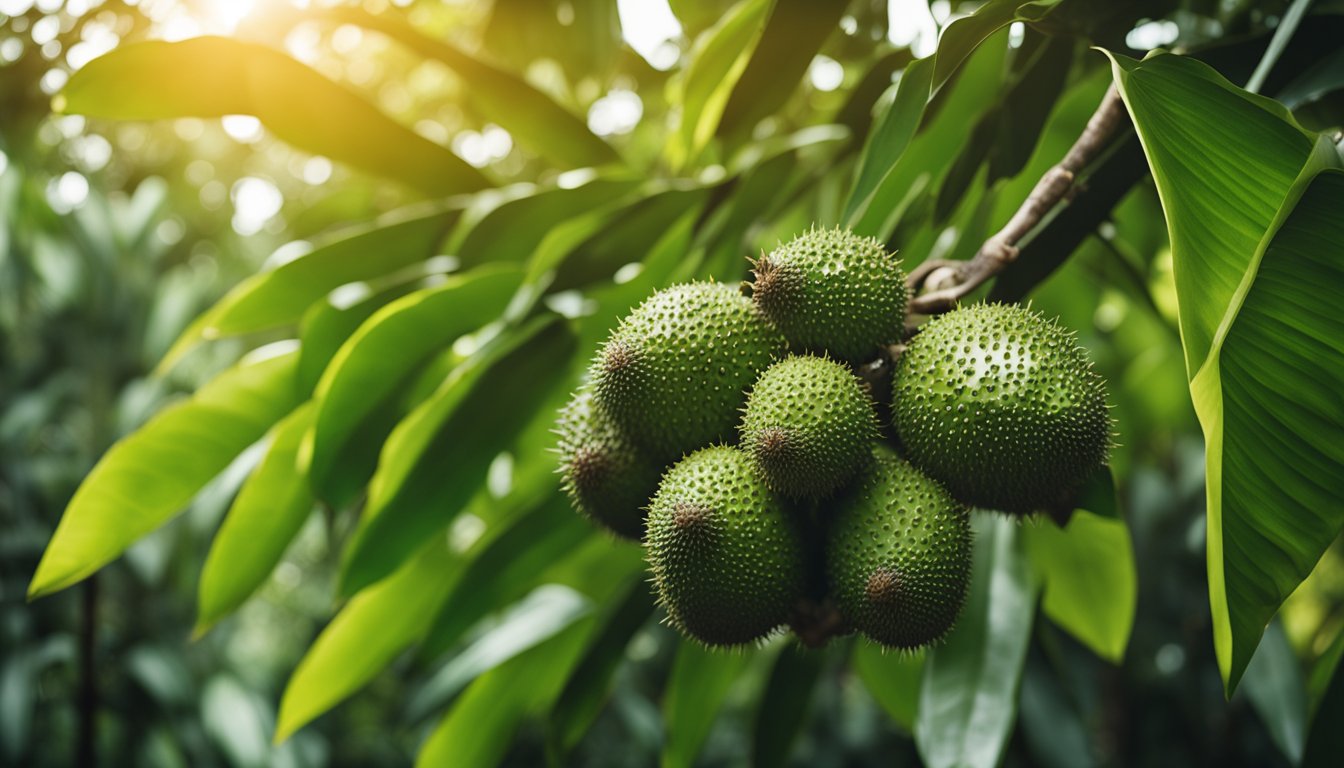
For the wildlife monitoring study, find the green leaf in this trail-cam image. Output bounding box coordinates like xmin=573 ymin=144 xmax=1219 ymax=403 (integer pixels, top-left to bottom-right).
xmin=1303 ymin=630 xmax=1344 ymax=768
xmin=1245 ymin=0 xmax=1314 ymax=94
xmin=315 ymin=7 xmax=619 ymax=169
xmin=274 ymin=538 xmax=456 ymax=743
xmin=418 ymin=494 xmax=593 ymax=661
xmin=406 ymin=585 xmax=592 ymax=719
xmin=57 ymin=37 xmax=488 ymax=196
xmin=547 ymin=579 xmax=655 ymax=759
xmin=751 ymin=645 xmax=827 ymax=768
xmin=29 ymin=346 xmax=301 ymax=599
xmin=852 ymin=644 xmax=925 ymax=732
xmin=1241 ymin=620 xmax=1307 ymax=764
xmin=843 ymin=0 xmax=1063 ymax=225
xmin=306 ymin=266 xmax=524 ymax=504
xmin=414 ymin=621 xmax=593 ymax=768
xmin=915 ymin=514 xmax=1037 ymax=768
xmin=662 ymin=643 xmax=752 ymax=768
xmin=668 ymin=0 xmax=773 ymax=170
xmin=1109 ymin=50 xmax=1344 ymax=691
xmin=1026 ymin=510 xmax=1136 ymax=663
xmin=716 ymin=0 xmax=849 ymax=140
xmin=196 ymin=402 xmax=316 ymax=634
xmin=340 ymin=317 xmax=577 ymax=595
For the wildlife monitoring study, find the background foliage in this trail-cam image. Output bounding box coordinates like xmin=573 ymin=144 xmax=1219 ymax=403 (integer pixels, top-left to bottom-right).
xmin=3 ymin=0 xmax=1344 ymax=766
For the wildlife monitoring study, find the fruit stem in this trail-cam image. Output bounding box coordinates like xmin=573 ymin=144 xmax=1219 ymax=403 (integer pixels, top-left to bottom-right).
xmin=906 ymin=85 xmax=1129 ymax=315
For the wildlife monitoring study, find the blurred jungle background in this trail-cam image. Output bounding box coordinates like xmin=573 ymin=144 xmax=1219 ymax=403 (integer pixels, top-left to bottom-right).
xmin=2 ymin=0 xmax=1343 ymax=766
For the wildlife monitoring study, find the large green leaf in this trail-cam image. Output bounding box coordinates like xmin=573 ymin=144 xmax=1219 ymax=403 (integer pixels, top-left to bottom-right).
xmin=1241 ymin=620 xmax=1307 ymax=764
xmin=662 ymin=643 xmax=752 ymax=768
xmin=312 ymin=7 xmax=619 ymax=169
xmin=1025 ymin=509 xmax=1136 ymax=663
xmin=1109 ymin=50 xmax=1344 ymax=691
xmin=274 ymin=538 xmax=456 ymax=743
xmin=843 ymin=0 xmax=1063 ymax=225
xmin=667 ymin=0 xmax=773 ymax=170
xmin=196 ymin=402 xmax=316 ymax=634
xmin=852 ymin=644 xmax=924 ymax=732
xmin=57 ymin=37 xmax=488 ymax=196
xmin=306 ymin=266 xmax=524 ymax=504
xmin=915 ymin=515 xmax=1037 ymax=768
xmin=340 ymin=317 xmax=577 ymax=594
xmin=29 ymin=346 xmax=301 ymax=599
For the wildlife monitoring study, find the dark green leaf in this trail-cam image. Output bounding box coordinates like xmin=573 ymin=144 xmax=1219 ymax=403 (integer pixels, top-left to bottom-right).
xmin=1245 ymin=0 xmax=1314 ymax=94
xmin=717 ymin=0 xmax=849 ymax=140
xmin=662 ymin=643 xmax=752 ymax=768
xmin=339 ymin=317 xmax=578 ymax=595
xmin=307 ymin=266 xmax=524 ymax=505
xmin=1026 ymin=510 xmax=1136 ymax=663
xmin=196 ymin=402 xmax=315 ymax=634
xmin=751 ymin=644 xmax=828 ymax=768
xmin=915 ymin=514 xmax=1037 ymax=768
xmin=57 ymin=37 xmax=488 ymax=196
xmin=29 ymin=346 xmax=301 ymax=599
xmin=1303 ymin=630 xmax=1344 ymax=768
xmin=1109 ymin=50 xmax=1344 ymax=691
xmin=547 ymin=579 xmax=656 ymax=759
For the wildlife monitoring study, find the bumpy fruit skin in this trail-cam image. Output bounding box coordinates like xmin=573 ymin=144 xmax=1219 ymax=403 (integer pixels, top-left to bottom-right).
xmin=827 ymin=446 xmax=971 ymax=649
xmin=750 ymin=227 xmax=907 ymax=363
xmin=892 ymin=303 xmax=1110 ymax=514
xmin=555 ymin=387 xmax=665 ymax=540
xmin=591 ymin=282 xmax=786 ymax=462
xmin=645 ymin=446 xmax=806 ymax=645
xmin=740 ymin=354 xmax=879 ymax=500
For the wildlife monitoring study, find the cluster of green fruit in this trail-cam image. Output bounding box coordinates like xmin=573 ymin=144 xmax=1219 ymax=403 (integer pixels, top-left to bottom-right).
xmin=555 ymin=228 xmax=1109 ymax=649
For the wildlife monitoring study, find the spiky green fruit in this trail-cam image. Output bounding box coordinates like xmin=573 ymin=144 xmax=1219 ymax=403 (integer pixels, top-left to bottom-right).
xmin=750 ymin=227 xmax=907 ymax=363
xmin=591 ymin=282 xmax=786 ymax=462
xmin=892 ymin=303 xmax=1110 ymax=514
xmin=739 ymin=354 xmax=879 ymax=500
xmin=645 ymin=446 xmax=806 ymax=645
xmin=827 ymin=446 xmax=972 ymax=649
xmin=555 ymin=387 xmax=664 ymax=540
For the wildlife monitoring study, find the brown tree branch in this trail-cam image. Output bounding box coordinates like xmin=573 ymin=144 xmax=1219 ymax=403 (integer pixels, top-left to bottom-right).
xmin=907 ymin=84 xmax=1129 ymax=316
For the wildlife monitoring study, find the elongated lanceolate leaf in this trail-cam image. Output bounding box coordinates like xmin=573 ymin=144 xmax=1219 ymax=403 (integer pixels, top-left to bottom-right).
xmin=852 ymin=644 xmax=924 ymax=732
xmin=306 ymin=266 xmax=524 ymax=503
xmin=662 ymin=643 xmax=752 ymax=768
xmin=57 ymin=37 xmax=488 ymax=196
xmin=915 ymin=514 xmax=1037 ymax=768
xmin=196 ymin=403 xmax=316 ymax=633
xmin=1109 ymin=50 xmax=1344 ymax=692
xmin=29 ymin=346 xmax=301 ymax=599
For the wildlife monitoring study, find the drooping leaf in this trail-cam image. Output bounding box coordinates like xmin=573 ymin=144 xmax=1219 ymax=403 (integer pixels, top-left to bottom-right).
xmin=414 ymin=621 xmax=594 ymax=768
xmin=915 ymin=514 xmax=1037 ymax=768
xmin=843 ymin=0 xmax=1064 ymax=225
xmin=716 ymin=0 xmax=849 ymax=140
xmin=1303 ymin=630 xmax=1344 ymax=768
xmin=274 ymin=538 xmax=456 ymax=743
xmin=547 ymin=579 xmax=656 ymax=759
xmin=1241 ymin=620 xmax=1307 ymax=764
xmin=1018 ymin=648 xmax=1096 ymax=768
xmin=852 ymin=644 xmax=924 ymax=732
xmin=29 ymin=346 xmax=301 ymax=599
xmin=1108 ymin=50 xmax=1344 ymax=692
xmin=751 ymin=644 xmax=828 ymax=768
xmin=306 ymin=266 xmax=524 ymax=504
xmin=57 ymin=37 xmax=488 ymax=196
xmin=667 ymin=0 xmax=773 ymax=170
xmin=313 ymin=7 xmax=620 ymax=169
xmin=662 ymin=643 xmax=752 ymax=768
xmin=340 ymin=317 xmax=577 ymax=595
xmin=1026 ymin=510 xmax=1136 ymax=663
xmin=196 ymin=402 xmax=316 ymax=634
